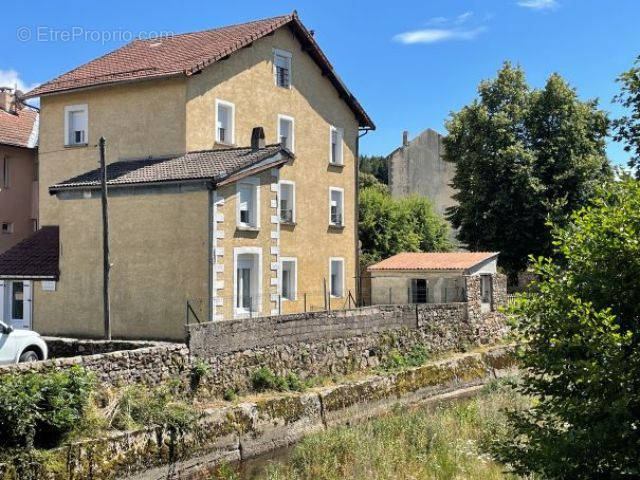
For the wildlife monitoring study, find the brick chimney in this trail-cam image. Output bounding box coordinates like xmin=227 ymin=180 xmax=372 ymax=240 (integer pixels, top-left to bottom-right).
xmin=251 ymin=126 xmax=265 ymax=151
xmin=0 ymin=88 xmax=15 ymax=113
xmin=402 ymin=130 xmax=409 ymax=147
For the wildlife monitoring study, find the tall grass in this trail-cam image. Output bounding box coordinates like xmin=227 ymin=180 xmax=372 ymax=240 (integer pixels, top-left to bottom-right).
xmin=216 ymin=379 xmax=529 ymax=480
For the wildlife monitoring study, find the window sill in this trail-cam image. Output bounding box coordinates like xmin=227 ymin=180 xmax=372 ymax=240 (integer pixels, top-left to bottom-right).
xmin=215 ymin=141 xmax=236 ymax=148
xmin=64 ymin=143 xmax=89 ymax=149
xmin=236 ymin=225 xmax=260 ymax=232
xmin=328 ymin=162 xmax=344 ymax=169
xmin=280 ymin=220 xmax=297 ymax=227
xmin=328 ymin=223 xmax=345 ymax=230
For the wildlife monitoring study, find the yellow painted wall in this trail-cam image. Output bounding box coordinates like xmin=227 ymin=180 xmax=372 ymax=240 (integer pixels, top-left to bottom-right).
xmin=35 ymin=187 xmax=209 ymax=340
xmin=38 ymin=77 xmax=187 ymax=225
xmin=187 ymin=28 xmax=359 ymax=314
xmin=35 ymin=25 xmax=361 ymax=339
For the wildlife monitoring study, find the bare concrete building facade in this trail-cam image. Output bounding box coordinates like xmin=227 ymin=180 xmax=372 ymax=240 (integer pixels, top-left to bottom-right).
xmin=387 ymin=128 xmax=456 ymax=218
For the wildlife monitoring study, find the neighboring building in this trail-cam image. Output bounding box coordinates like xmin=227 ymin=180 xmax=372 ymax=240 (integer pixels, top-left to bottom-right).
xmin=368 ymin=252 xmax=498 ymax=310
xmin=0 ymin=12 xmax=374 ymax=339
xmin=0 ymin=88 xmax=39 ymax=254
xmin=387 ymin=128 xmax=456 ymax=218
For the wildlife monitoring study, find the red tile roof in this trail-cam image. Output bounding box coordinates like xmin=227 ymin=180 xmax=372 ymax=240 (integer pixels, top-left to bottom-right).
xmin=25 ymin=12 xmax=374 ymax=129
xmin=49 ymin=144 xmax=292 ymax=192
xmin=0 ymin=227 xmax=59 ymax=280
xmin=368 ymin=252 xmax=499 ymax=272
xmin=0 ymin=106 xmax=38 ymax=148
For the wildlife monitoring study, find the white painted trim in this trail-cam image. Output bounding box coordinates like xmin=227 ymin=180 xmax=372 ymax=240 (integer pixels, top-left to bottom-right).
xmin=329 ymin=186 xmax=345 ymax=226
xmin=233 ymin=246 xmax=263 ymax=317
xmin=329 ymin=257 xmax=345 ymax=298
xmin=277 ymin=114 xmax=295 ymax=152
xmin=235 ymin=176 xmax=260 ymax=230
xmin=279 ymin=257 xmax=297 ymax=301
xmin=215 ymin=98 xmax=235 ymax=145
xmin=279 ymin=180 xmax=296 ymax=223
xmin=64 ymin=104 xmax=88 ymax=146
xmin=329 ymin=125 xmax=344 ymax=165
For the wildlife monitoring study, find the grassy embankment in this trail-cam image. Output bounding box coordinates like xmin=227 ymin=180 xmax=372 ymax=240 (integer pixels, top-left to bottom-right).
xmin=212 ymin=379 xmax=531 ymax=480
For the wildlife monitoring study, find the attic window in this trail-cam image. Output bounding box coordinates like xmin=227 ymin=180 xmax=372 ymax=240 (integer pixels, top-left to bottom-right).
xmin=274 ymin=49 xmax=292 ymax=88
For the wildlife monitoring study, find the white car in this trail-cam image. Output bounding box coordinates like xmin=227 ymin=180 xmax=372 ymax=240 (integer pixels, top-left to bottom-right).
xmin=0 ymin=321 xmax=48 ymax=365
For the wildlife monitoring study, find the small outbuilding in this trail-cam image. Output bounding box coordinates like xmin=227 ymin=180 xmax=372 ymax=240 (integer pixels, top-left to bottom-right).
xmin=367 ymin=252 xmax=499 ymax=308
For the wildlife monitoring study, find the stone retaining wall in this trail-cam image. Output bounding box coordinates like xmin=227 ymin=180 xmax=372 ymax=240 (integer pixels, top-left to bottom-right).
xmin=0 ymin=343 xmax=189 ymax=387
xmin=0 ymin=346 xmax=516 ymax=480
xmin=187 ymin=301 xmax=507 ymax=394
xmin=44 ymin=337 xmax=162 ymax=358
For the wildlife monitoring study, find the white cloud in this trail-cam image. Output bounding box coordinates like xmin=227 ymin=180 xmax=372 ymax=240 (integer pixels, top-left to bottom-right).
xmin=396 ymin=11 xmax=489 ymax=45
xmin=394 ymin=26 xmax=486 ymax=45
xmin=517 ymin=0 xmax=559 ymax=10
xmin=0 ymin=69 xmax=39 ymax=94
xmin=454 ymin=11 xmax=474 ymax=25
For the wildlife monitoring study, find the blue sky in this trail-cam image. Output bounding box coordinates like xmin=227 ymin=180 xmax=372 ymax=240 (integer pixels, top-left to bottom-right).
xmin=2 ymin=0 xmax=638 ymax=164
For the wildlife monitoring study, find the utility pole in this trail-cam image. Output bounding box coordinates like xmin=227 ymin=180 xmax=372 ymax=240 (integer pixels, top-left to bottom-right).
xmin=99 ymin=137 xmax=111 ymax=340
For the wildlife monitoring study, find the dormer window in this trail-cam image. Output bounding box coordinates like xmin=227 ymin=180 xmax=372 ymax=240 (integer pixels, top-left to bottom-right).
xmin=216 ymin=99 xmax=235 ymax=145
xmin=64 ymin=105 xmax=88 ymax=146
xmin=274 ymin=49 xmax=292 ymax=88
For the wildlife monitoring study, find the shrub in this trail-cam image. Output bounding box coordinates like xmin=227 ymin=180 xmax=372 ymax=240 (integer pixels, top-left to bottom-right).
xmin=106 ymin=384 xmax=197 ymax=431
xmin=380 ymin=346 xmax=430 ymax=371
xmin=190 ymin=359 xmax=210 ymax=392
xmin=0 ymin=366 xmax=94 ymax=448
xmin=250 ymin=368 xmax=305 ymax=393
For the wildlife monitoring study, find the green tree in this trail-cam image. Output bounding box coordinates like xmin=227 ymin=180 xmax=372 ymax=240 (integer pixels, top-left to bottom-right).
xmin=493 ymin=178 xmax=640 ymax=478
xmin=613 ymin=55 xmax=640 ymax=175
xmin=359 ymin=155 xmax=388 ymax=185
xmin=359 ymin=171 xmax=389 ymax=194
xmin=359 ymin=188 xmax=451 ymax=267
xmin=444 ymin=63 xmax=611 ymax=279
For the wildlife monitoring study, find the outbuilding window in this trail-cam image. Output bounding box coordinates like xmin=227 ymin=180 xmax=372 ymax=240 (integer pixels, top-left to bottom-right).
xmin=410 ymin=279 xmax=428 ymax=304
xmin=481 ymin=275 xmax=492 ymax=304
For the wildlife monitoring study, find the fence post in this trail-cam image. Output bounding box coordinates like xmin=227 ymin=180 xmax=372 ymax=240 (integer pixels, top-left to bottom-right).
xmin=249 ymin=296 xmax=253 ymax=318
xmin=278 ymin=294 xmax=282 ymax=315
xmin=324 ymin=278 xmax=328 ymax=311
xmin=304 ymin=293 xmax=307 ymax=313
xmin=389 ymin=287 xmax=392 ymax=305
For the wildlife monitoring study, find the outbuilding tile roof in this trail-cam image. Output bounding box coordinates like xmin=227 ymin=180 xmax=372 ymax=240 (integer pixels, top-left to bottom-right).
xmin=25 ymin=12 xmax=374 ymax=129
xmin=49 ymin=144 xmax=292 ymax=192
xmin=0 ymin=106 xmax=38 ymax=148
xmin=0 ymin=226 xmax=59 ymax=279
xmin=368 ymin=252 xmax=499 ymax=272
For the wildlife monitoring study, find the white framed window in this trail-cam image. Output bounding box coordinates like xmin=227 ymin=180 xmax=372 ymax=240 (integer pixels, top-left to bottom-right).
xmin=279 ymin=180 xmax=295 ymax=224
xmin=329 ymin=126 xmax=343 ymax=165
xmin=481 ymin=275 xmax=492 ymax=304
xmin=329 ymin=187 xmax=344 ymax=227
xmin=280 ymin=257 xmax=297 ymax=301
xmin=236 ymin=176 xmax=260 ymax=229
xmin=215 ymin=99 xmax=235 ymax=145
xmin=274 ymin=49 xmax=292 ymax=88
xmin=1 ymin=222 xmax=13 ymax=234
xmin=1 ymin=156 xmax=9 ymax=189
xmin=233 ymin=247 xmax=262 ymax=316
xmin=277 ymin=114 xmax=295 ymax=152
xmin=64 ymin=104 xmax=88 ymax=146
xmin=329 ymin=257 xmax=345 ymax=298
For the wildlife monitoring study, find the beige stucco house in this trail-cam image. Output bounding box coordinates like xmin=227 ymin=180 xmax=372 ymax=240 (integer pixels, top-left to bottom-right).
xmin=0 ymin=88 xmax=39 ymax=330
xmin=0 ymin=12 xmax=374 ymax=340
